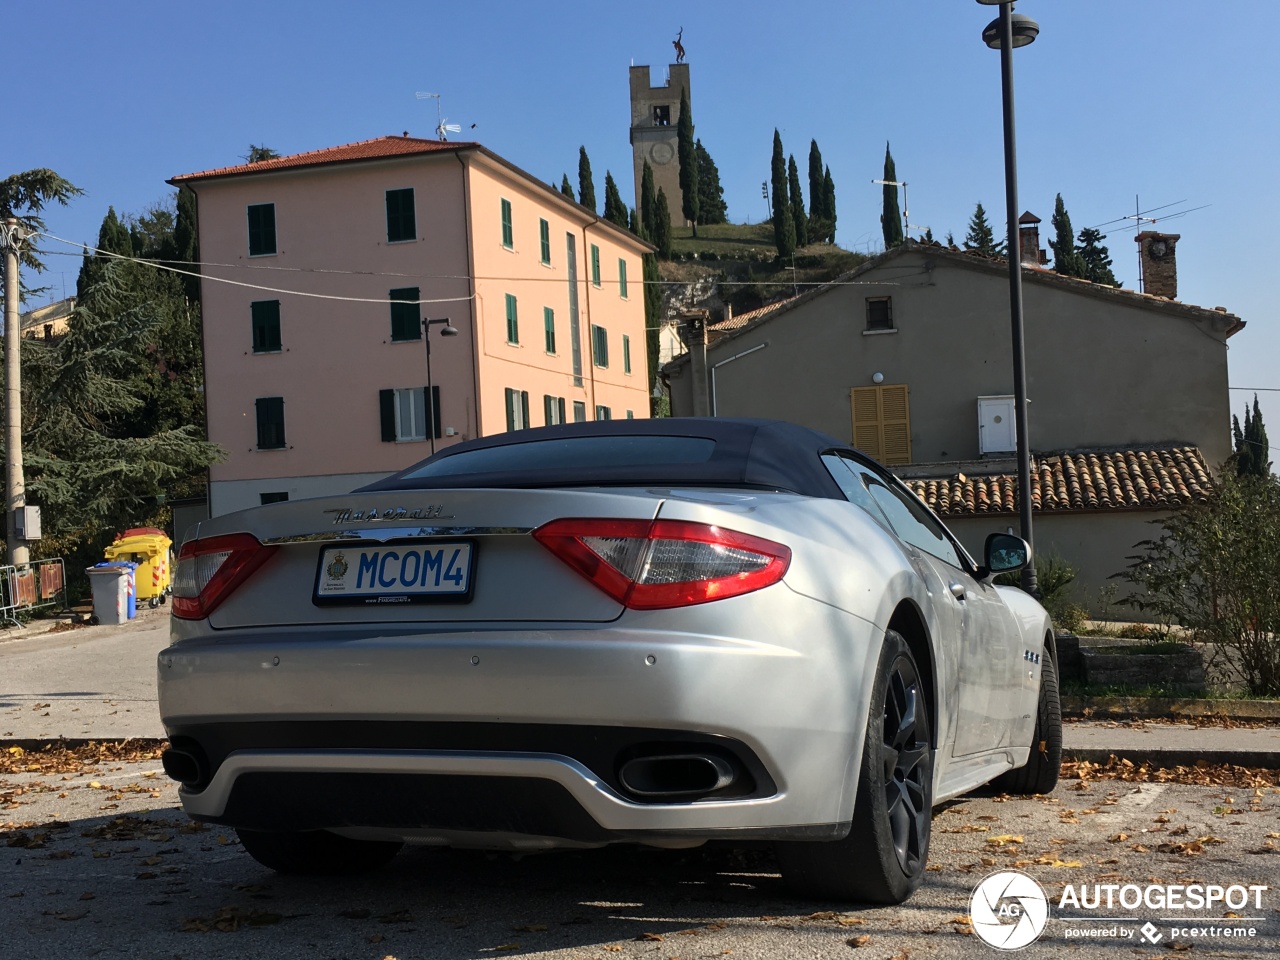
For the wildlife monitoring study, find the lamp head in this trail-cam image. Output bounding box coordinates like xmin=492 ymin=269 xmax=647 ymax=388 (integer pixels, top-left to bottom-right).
xmin=440 ymin=325 xmax=459 ymax=337
xmin=983 ymin=12 xmax=1039 ymax=48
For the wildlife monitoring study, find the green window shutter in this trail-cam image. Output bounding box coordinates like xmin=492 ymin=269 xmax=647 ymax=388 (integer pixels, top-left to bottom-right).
xmin=505 ymin=294 xmax=519 ymax=343
xmin=618 ymin=258 xmax=627 ymax=298
xmin=539 ymin=218 xmax=551 ymax=264
xmin=501 ymin=198 xmax=513 ymax=248
xmin=558 ymin=397 xmax=566 ymax=424
xmin=543 ymin=307 xmax=555 ymax=353
xmin=389 ymin=287 xmax=420 ymax=341
xmin=386 ymin=188 xmax=416 ymax=242
xmin=626 ymin=410 xmax=634 ymax=419
xmin=520 ymin=391 xmax=530 ymax=430
xmin=591 ymin=244 xmax=601 ymax=286
xmin=251 ymin=300 xmax=281 ymax=352
xmin=595 ymin=405 xmax=611 ymax=421
xmin=543 ymin=394 xmax=554 ymax=425
xmin=505 ymin=388 xmax=516 ymax=432
xmin=379 ymin=389 xmax=396 ymax=442
xmin=592 ymin=325 xmax=608 ymax=367
xmin=247 ymin=203 xmax=276 ymax=256
xmin=623 ymin=334 xmax=631 ymax=374
xmin=256 ymin=396 xmax=285 ymax=449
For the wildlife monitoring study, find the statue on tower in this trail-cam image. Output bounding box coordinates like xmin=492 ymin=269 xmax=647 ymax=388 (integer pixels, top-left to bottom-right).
xmin=672 ymin=27 xmax=686 ymax=63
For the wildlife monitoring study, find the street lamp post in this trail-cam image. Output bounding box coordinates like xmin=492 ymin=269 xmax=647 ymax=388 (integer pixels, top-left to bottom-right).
xmin=422 ymin=317 xmax=458 ymax=456
xmin=1 ymin=219 xmax=30 ymax=568
xmin=979 ymin=0 xmax=1040 ymax=595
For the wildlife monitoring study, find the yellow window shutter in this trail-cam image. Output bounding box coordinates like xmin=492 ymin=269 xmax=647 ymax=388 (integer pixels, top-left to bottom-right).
xmin=849 ymin=385 xmax=912 ymax=466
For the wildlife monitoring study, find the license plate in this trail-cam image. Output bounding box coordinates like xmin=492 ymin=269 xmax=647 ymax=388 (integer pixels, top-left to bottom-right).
xmin=313 ymin=542 xmax=475 ymax=605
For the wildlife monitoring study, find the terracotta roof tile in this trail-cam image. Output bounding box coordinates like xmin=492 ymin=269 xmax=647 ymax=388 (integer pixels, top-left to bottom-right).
xmin=710 ymin=296 xmax=802 ymax=335
xmin=172 ymin=136 xmax=476 ymax=183
xmin=906 ymin=447 xmax=1213 ymax=517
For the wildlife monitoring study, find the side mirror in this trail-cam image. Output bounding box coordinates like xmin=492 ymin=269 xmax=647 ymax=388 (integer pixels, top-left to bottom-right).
xmin=976 ymin=532 xmax=1030 ymax=580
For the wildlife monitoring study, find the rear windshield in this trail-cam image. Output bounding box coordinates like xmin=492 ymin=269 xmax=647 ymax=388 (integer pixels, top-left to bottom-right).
xmin=401 ymin=435 xmax=717 ymax=479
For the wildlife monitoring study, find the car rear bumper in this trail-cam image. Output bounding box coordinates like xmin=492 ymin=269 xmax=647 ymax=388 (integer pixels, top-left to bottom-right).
xmin=158 ymin=597 xmax=883 ymax=839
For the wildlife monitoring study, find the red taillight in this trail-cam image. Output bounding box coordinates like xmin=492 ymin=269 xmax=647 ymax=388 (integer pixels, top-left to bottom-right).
xmin=171 ymin=533 xmax=276 ymax=620
xmin=533 ymin=518 xmax=790 ymax=610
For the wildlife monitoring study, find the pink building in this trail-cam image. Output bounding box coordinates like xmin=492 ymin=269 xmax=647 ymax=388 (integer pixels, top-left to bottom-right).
xmin=171 ymin=137 xmax=652 ymax=516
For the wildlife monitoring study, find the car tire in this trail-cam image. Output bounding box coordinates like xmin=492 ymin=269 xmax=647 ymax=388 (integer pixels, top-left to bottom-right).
xmin=994 ymin=652 xmax=1061 ymax=795
xmin=776 ymin=630 xmax=932 ymax=904
xmin=235 ymin=829 xmax=402 ymax=875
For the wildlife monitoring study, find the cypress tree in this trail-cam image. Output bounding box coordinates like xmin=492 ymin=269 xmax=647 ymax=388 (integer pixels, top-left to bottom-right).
xmin=677 ymin=88 xmax=699 ymax=234
xmin=577 ymin=147 xmax=596 ymax=213
xmin=559 ymin=175 xmax=575 ymax=201
xmin=807 ymin=140 xmax=825 ymax=223
xmin=822 ymin=166 xmax=836 ymax=244
xmin=602 ymin=171 xmax=629 ymax=229
xmin=770 ymin=130 xmax=795 ymax=258
xmin=964 ymin=203 xmax=1001 ymax=257
xmin=880 ymin=142 xmax=904 ymax=249
xmin=173 ymin=186 xmax=200 ymax=302
xmin=643 ymin=253 xmax=663 ymax=415
xmin=694 ymin=140 xmax=727 ymax=225
xmin=653 ymin=187 xmax=673 ymax=259
xmin=1234 ymin=395 xmax=1271 ymax=477
xmin=640 ymin=161 xmax=657 ymax=240
xmin=77 ymin=206 xmax=133 ymax=299
xmin=787 ymin=155 xmax=808 ymax=248
xmin=629 ymin=207 xmax=640 ymax=237
xmin=1077 ymin=226 xmax=1118 ymax=286
xmin=1050 ymin=193 xmax=1087 ymax=278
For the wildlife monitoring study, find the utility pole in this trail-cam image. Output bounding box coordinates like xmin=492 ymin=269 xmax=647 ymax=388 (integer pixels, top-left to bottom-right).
xmin=1 ymin=219 xmax=29 ymax=568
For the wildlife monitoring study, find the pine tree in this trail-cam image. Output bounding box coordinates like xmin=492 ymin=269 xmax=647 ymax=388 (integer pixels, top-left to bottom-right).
xmin=770 ymin=130 xmax=796 ymax=258
xmin=577 ymin=147 xmax=596 ymax=213
xmin=807 ymin=140 xmax=825 ymax=223
xmin=787 ymin=155 xmax=808 ymax=247
xmin=964 ymin=203 xmax=1002 ymax=257
xmin=245 ymin=145 xmax=280 ymax=163
xmin=694 ymin=140 xmax=727 ymax=225
xmin=653 ymin=187 xmax=673 ymax=259
xmin=880 ymin=142 xmax=904 ymax=249
xmin=640 ymin=161 xmax=657 ymax=240
xmin=1076 ymin=227 xmax=1118 ymax=286
xmin=822 ymin=166 xmax=837 ymax=244
xmin=602 ymin=172 xmax=629 ymax=229
xmin=1234 ymin=395 xmax=1272 ymax=477
xmin=677 ymin=88 xmax=699 ymax=235
xmin=1050 ymin=193 xmax=1087 ymax=278
xmin=0 ymin=168 xmax=83 ymax=284
xmin=559 ymin=175 xmax=575 ymax=201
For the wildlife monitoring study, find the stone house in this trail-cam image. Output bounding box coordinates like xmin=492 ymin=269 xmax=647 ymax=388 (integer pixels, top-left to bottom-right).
xmin=664 ymin=231 xmax=1243 ymax=606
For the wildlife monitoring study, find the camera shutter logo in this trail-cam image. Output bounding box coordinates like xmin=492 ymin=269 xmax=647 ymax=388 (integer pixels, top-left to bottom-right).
xmin=971 ymin=870 xmax=1050 ymax=950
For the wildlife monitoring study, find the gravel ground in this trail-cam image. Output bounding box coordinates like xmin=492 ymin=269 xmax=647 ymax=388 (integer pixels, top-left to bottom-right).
xmin=2 ymin=756 xmax=1277 ymax=960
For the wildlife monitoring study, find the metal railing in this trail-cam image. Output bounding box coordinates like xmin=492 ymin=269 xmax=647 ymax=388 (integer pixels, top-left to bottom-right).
xmin=0 ymin=557 xmax=67 ymax=627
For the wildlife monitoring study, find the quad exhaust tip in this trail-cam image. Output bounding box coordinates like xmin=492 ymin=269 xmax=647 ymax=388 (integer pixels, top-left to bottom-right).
xmin=618 ymin=753 xmax=736 ymax=798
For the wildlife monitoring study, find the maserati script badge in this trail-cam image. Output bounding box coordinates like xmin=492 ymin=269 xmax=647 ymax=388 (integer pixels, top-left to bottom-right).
xmin=325 ymin=505 xmax=453 ymax=524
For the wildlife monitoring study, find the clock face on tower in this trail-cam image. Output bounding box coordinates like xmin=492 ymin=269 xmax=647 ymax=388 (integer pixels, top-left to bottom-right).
xmin=649 ymin=142 xmax=675 ymax=165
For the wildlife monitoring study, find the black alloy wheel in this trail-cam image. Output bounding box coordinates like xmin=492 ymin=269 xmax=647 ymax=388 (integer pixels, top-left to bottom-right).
xmin=777 ymin=630 xmax=933 ymax=904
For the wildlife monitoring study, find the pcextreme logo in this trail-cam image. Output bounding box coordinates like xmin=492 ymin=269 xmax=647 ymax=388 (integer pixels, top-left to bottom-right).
xmin=970 ymin=871 xmax=1050 ymax=950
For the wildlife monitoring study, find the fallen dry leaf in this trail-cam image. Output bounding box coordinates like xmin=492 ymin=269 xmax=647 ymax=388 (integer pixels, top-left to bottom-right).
xmin=847 ymin=935 xmax=871 ymax=948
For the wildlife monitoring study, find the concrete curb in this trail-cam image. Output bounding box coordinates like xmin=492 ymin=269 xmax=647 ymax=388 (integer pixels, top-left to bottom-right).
xmin=1062 ymin=747 xmax=1280 ymax=770
xmin=1063 ymin=694 xmax=1280 ymax=720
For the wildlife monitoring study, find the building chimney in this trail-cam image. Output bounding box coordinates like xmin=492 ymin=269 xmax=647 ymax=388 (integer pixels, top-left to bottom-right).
xmin=1135 ymin=231 xmax=1179 ymax=298
xmin=1018 ymin=211 xmax=1048 ymax=266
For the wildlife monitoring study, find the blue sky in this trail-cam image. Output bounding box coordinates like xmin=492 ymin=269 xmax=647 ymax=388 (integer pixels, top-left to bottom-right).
xmin=13 ymin=0 xmax=1279 ymax=447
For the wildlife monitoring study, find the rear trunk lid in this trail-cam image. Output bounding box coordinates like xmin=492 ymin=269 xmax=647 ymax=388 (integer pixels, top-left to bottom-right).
xmin=195 ymin=489 xmax=662 ymax=629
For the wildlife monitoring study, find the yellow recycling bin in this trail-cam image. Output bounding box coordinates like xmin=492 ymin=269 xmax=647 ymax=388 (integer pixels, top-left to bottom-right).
xmin=103 ymin=527 xmax=174 ymax=607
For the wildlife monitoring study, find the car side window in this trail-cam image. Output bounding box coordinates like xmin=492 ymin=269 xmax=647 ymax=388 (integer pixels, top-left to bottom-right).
xmin=858 ymin=471 xmax=964 ymax=569
xmin=821 ymin=453 xmax=895 ymax=532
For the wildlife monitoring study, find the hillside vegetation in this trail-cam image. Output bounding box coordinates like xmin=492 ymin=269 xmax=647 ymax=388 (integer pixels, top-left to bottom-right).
xmin=661 ymin=223 xmax=868 ymax=315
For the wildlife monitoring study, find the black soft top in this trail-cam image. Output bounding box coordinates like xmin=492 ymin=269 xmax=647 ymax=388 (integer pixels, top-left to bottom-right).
xmin=358 ymin=418 xmax=849 ymax=499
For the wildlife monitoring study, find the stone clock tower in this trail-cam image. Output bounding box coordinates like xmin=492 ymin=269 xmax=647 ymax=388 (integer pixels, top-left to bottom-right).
xmin=629 ymin=62 xmax=689 ymax=230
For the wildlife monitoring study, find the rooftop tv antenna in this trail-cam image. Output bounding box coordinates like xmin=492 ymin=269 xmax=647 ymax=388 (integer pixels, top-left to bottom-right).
xmin=415 ymin=92 xmax=462 ymax=141
xmin=1090 ymin=197 xmax=1209 ymax=293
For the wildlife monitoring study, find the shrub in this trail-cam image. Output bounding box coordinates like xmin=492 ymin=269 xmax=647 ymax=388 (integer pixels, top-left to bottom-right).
xmin=997 ymin=552 xmax=1085 ymax=633
xmin=1118 ymin=471 xmax=1280 ymax=696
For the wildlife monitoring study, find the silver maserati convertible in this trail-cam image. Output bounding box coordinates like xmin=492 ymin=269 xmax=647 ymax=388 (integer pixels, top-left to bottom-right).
xmin=158 ymin=418 xmax=1060 ymax=904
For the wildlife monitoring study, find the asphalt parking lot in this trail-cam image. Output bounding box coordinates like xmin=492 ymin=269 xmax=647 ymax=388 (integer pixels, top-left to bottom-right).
xmin=2 ymin=750 xmax=1277 ymax=960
